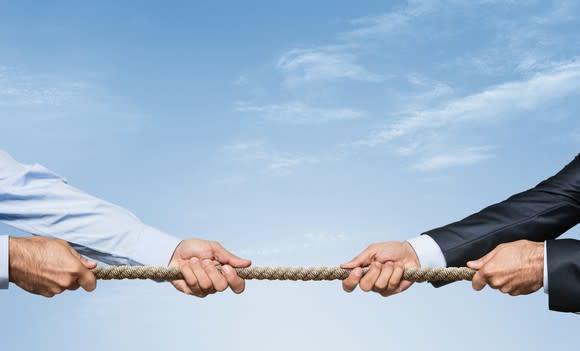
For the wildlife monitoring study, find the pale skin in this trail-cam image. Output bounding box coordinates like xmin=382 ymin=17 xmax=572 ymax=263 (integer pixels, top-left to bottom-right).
xmin=467 ymin=240 xmax=544 ymax=296
xmin=9 ymin=236 xmax=250 ymax=298
xmin=341 ymin=241 xmax=420 ymax=296
xmin=168 ymin=239 xmax=251 ymax=297
xmin=341 ymin=239 xmax=544 ymax=297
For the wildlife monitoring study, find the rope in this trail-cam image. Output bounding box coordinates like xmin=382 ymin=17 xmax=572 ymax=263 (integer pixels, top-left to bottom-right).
xmin=91 ymin=265 xmax=475 ymax=282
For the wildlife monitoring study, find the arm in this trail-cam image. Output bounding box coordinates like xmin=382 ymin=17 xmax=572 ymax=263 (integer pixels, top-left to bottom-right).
xmin=0 ymin=150 xmax=250 ymax=296
xmin=341 ymin=154 xmax=580 ymax=308
xmin=425 ymin=154 xmax=580 ymax=267
xmin=0 ymin=150 xmax=180 ymax=266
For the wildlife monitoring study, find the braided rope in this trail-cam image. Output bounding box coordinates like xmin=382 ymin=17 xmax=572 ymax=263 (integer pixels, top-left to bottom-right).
xmin=91 ymin=265 xmax=475 ymax=282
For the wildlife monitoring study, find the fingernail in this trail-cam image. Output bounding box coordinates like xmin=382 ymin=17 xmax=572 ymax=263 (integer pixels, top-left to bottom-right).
xmin=373 ymin=262 xmax=382 ymax=269
xmin=354 ymin=268 xmax=363 ymax=277
xmin=190 ymin=257 xmax=199 ymax=263
xmin=202 ymin=259 xmax=212 ymax=266
xmin=222 ymin=265 xmax=232 ymax=274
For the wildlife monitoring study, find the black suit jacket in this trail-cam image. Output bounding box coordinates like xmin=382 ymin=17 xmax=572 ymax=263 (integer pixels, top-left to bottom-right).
xmin=424 ymin=154 xmax=580 ymax=313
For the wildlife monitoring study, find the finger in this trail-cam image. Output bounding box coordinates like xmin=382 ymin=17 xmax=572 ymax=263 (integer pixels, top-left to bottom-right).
xmin=179 ymin=262 xmax=198 ymax=288
xmin=222 ymin=265 xmax=246 ymax=294
xmin=471 ymin=272 xmax=487 ymax=291
xmin=387 ymin=263 xmax=404 ymax=292
xmin=66 ymin=280 xmax=81 ymax=291
xmin=395 ymin=280 xmax=413 ymax=294
xmin=342 ymin=267 xmax=363 ymax=293
xmin=78 ymin=267 xmax=97 ymax=292
xmin=340 ymin=248 xmax=374 ymax=269
xmin=467 ymin=250 xmax=496 ymax=270
xmin=203 ymin=259 xmax=228 ymax=292
xmin=373 ymin=262 xmax=394 ymax=291
xmin=359 ymin=262 xmax=382 ymax=292
xmin=211 ymin=242 xmax=251 ymax=268
xmin=80 ymin=257 xmax=97 ymax=270
xmin=172 ymin=277 xmax=208 ymax=298
xmin=190 ymin=258 xmax=214 ymax=293
xmin=171 ymin=280 xmax=194 ymax=295
xmin=500 ymin=285 xmax=511 ymax=294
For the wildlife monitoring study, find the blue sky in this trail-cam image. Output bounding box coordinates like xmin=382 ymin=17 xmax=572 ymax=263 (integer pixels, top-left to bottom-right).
xmin=1 ymin=0 xmax=580 ymax=349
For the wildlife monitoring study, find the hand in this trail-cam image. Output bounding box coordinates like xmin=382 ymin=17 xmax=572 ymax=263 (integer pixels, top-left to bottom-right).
xmin=9 ymin=236 xmax=97 ymax=297
xmin=168 ymin=238 xmax=251 ymax=297
xmin=467 ymin=240 xmax=544 ymax=296
xmin=340 ymin=241 xmax=420 ymax=296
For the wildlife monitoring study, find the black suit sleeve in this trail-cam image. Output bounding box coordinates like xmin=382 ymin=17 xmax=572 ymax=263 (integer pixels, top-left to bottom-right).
xmin=546 ymin=239 xmax=580 ymax=312
xmin=423 ymin=154 xmax=580 ymax=312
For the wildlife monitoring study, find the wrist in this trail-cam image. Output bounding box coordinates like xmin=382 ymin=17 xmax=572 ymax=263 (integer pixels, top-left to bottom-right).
xmin=531 ymin=241 xmax=544 ymax=285
xmin=403 ymin=241 xmax=421 ymax=268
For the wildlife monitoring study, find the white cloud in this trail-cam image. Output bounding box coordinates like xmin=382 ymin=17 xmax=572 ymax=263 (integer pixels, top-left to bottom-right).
xmin=0 ymin=66 xmax=86 ymax=108
xmin=234 ymin=74 xmax=249 ymax=86
xmin=225 ymin=141 xmax=318 ymax=175
xmin=413 ymin=146 xmax=495 ymax=171
xmin=235 ymin=101 xmax=364 ymax=124
xmin=276 ymin=47 xmax=384 ymax=87
xmin=0 ymin=65 xmax=149 ymax=133
xmin=360 ymin=60 xmax=580 ymax=146
xmin=340 ymin=0 xmax=438 ymax=39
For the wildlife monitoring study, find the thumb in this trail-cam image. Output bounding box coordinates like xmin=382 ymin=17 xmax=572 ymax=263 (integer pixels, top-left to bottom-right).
xmin=341 ymin=248 xmax=374 ymax=269
xmin=80 ymin=256 xmax=97 ymax=269
xmin=67 ymin=245 xmax=97 ymax=269
xmin=211 ymin=242 xmax=251 ymax=268
xmin=467 ymin=251 xmax=494 ymax=270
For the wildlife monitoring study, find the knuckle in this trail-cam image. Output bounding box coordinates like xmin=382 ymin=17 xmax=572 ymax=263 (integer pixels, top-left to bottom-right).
xmin=58 ymin=276 xmax=75 ymax=289
xmin=375 ymin=281 xmax=387 ymax=290
xmin=481 ymin=269 xmax=491 ymax=279
xmin=51 ymin=286 xmax=63 ymax=295
xmin=216 ymin=282 xmax=228 ymax=292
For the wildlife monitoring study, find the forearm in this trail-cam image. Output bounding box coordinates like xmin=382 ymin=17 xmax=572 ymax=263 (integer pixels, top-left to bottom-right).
xmin=0 ymin=151 xmax=180 ymax=266
xmin=425 ymin=154 xmax=580 ymax=267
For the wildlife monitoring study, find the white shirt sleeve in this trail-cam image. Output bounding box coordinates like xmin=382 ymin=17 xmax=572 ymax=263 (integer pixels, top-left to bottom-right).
xmin=0 ymin=150 xmax=181 ymax=278
xmin=0 ymin=235 xmax=8 ymax=289
xmin=406 ymin=235 xmax=447 ymax=268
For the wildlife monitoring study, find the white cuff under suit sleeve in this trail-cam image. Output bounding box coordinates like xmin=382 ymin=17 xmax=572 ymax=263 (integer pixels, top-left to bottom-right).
xmin=406 ymin=235 xmax=447 ymax=268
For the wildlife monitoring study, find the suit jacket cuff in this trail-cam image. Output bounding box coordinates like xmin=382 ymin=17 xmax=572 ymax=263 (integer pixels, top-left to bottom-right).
xmin=547 ymin=239 xmax=580 ymax=313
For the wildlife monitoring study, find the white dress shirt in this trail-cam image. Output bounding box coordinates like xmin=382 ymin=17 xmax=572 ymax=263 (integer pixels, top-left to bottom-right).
xmin=0 ymin=150 xmax=181 ymax=289
xmin=406 ymin=235 xmax=549 ymax=294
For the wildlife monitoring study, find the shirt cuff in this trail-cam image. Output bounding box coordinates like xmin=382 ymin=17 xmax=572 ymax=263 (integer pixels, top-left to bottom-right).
xmin=0 ymin=236 xmax=9 ymax=289
xmin=406 ymin=235 xmax=447 ymax=268
xmin=543 ymin=240 xmax=548 ymax=294
xmin=132 ymin=225 xmax=182 ymax=266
